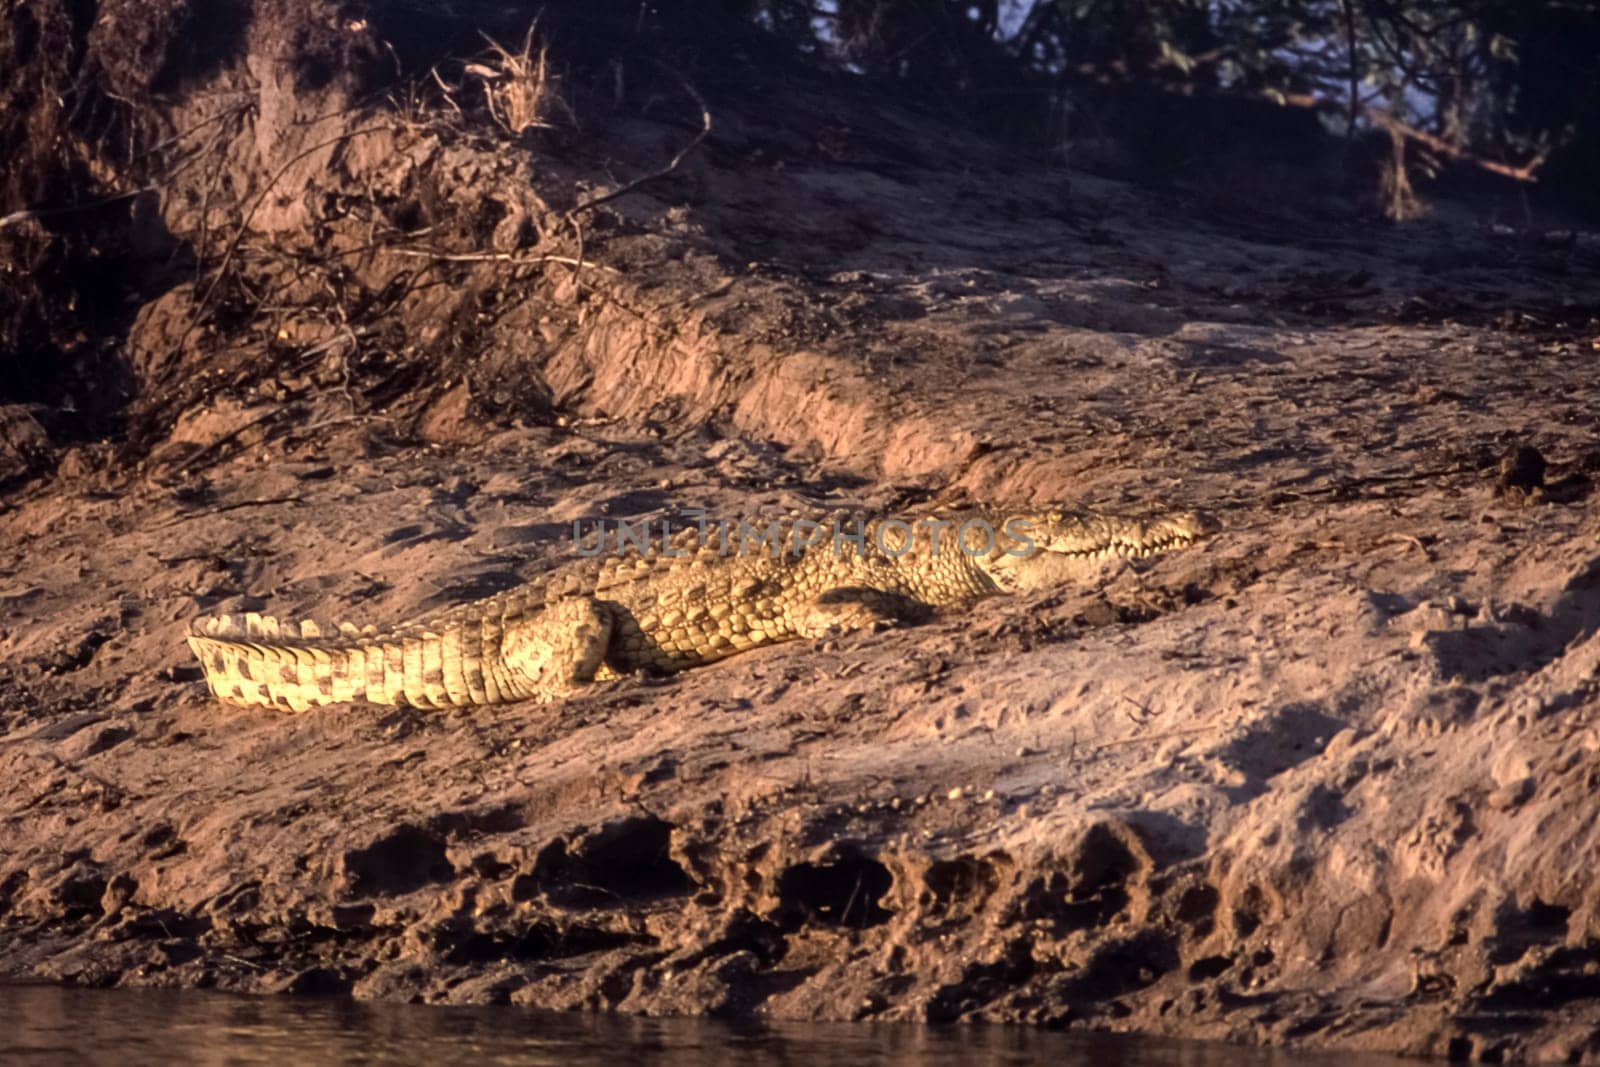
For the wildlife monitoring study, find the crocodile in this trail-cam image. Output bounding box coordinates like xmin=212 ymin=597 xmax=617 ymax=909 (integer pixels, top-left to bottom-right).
xmin=187 ymin=507 xmax=1216 ymax=712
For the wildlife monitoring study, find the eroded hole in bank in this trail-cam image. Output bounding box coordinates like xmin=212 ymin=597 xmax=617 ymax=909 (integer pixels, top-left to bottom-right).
xmin=340 ymin=825 xmax=452 ymax=897
xmin=522 ymin=816 xmax=693 ymax=908
xmin=776 ymin=855 xmax=893 ymax=929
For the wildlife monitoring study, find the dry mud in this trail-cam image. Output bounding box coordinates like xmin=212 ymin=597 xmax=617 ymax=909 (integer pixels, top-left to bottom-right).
xmin=4 ymin=5 xmax=1600 ymax=1061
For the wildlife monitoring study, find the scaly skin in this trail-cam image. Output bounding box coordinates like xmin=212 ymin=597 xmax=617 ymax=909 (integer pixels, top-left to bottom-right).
xmin=187 ymin=508 xmax=1217 ymax=712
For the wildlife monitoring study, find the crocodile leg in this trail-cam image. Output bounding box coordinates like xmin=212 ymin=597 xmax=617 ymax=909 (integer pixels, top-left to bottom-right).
xmin=792 ymin=588 xmax=924 ymax=641
xmin=497 ymin=597 xmax=616 ymax=701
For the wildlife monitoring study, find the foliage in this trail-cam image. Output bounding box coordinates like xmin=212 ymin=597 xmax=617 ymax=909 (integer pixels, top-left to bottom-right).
xmin=737 ymin=0 xmax=1599 ymax=210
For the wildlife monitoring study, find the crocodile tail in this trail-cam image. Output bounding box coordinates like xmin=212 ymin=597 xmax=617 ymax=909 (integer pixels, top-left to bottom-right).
xmin=186 ymin=613 xmax=498 ymax=711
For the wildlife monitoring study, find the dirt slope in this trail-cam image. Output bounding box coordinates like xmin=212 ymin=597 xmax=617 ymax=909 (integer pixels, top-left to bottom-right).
xmin=3 ymin=3 xmax=1600 ymax=1061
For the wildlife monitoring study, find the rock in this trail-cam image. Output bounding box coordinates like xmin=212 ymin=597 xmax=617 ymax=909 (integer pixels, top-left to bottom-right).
xmin=0 ymin=405 xmax=52 ymax=487
xmin=1498 ymin=444 xmax=1546 ymax=492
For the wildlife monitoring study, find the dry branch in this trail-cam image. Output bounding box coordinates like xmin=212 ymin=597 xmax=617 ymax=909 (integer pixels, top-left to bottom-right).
xmin=0 ymin=187 xmax=157 ymax=232
xmin=389 ymin=247 xmax=619 ymax=272
xmin=565 ymin=66 xmax=713 ymax=220
xmin=183 ymin=123 xmax=404 ymax=344
xmin=1366 ymin=106 xmax=1545 ymax=183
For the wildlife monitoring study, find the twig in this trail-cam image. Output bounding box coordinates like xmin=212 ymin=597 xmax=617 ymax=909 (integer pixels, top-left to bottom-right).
xmin=389 ymin=246 xmax=619 ymax=271
xmin=565 ymin=67 xmax=711 ymax=219
xmin=0 ymin=100 xmax=257 ymax=236
xmin=1367 ymin=105 xmax=1545 ymax=183
xmin=559 ymin=64 xmax=711 ymax=286
xmin=1340 ymin=0 xmax=1360 ymax=138
xmin=160 ymin=496 xmax=308 ymax=527
xmin=292 ymin=321 xmax=369 ymax=363
xmin=1091 ymin=724 xmax=1218 ymax=753
xmin=292 ymin=412 xmax=394 ymax=437
xmin=127 ymin=95 xmax=254 ymax=166
xmin=1268 ymin=89 xmax=1543 ymax=183
xmin=191 ymin=109 xmax=249 ymax=283
xmin=220 ymin=953 xmax=267 ymax=972
xmin=175 ymin=408 xmax=284 ymax=472
xmin=184 ymin=123 xmax=403 ymax=344
xmin=841 ymin=871 xmax=865 ymax=927
xmin=430 ymin=66 xmax=460 ymax=108
xmin=568 ymin=212 xmax=587 ymax=284
xmin=1382 ymin=532 xmax=1433 ymax=560
xmin=0 ymin=187 xmax=157 ymax=232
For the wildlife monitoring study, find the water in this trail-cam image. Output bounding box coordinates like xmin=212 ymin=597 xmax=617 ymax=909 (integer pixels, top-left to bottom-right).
xmin=0 ymin=984 xmax=1403 ymax=1066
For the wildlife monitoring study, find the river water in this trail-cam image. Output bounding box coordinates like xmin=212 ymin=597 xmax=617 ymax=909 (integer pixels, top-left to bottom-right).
xmin=0 ymin=984 xmax=1405 ymax=1066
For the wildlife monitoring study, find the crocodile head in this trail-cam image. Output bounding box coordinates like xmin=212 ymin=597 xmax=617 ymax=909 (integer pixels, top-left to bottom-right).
xmin=974 ymin=508 xmax=1218 ymax=593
